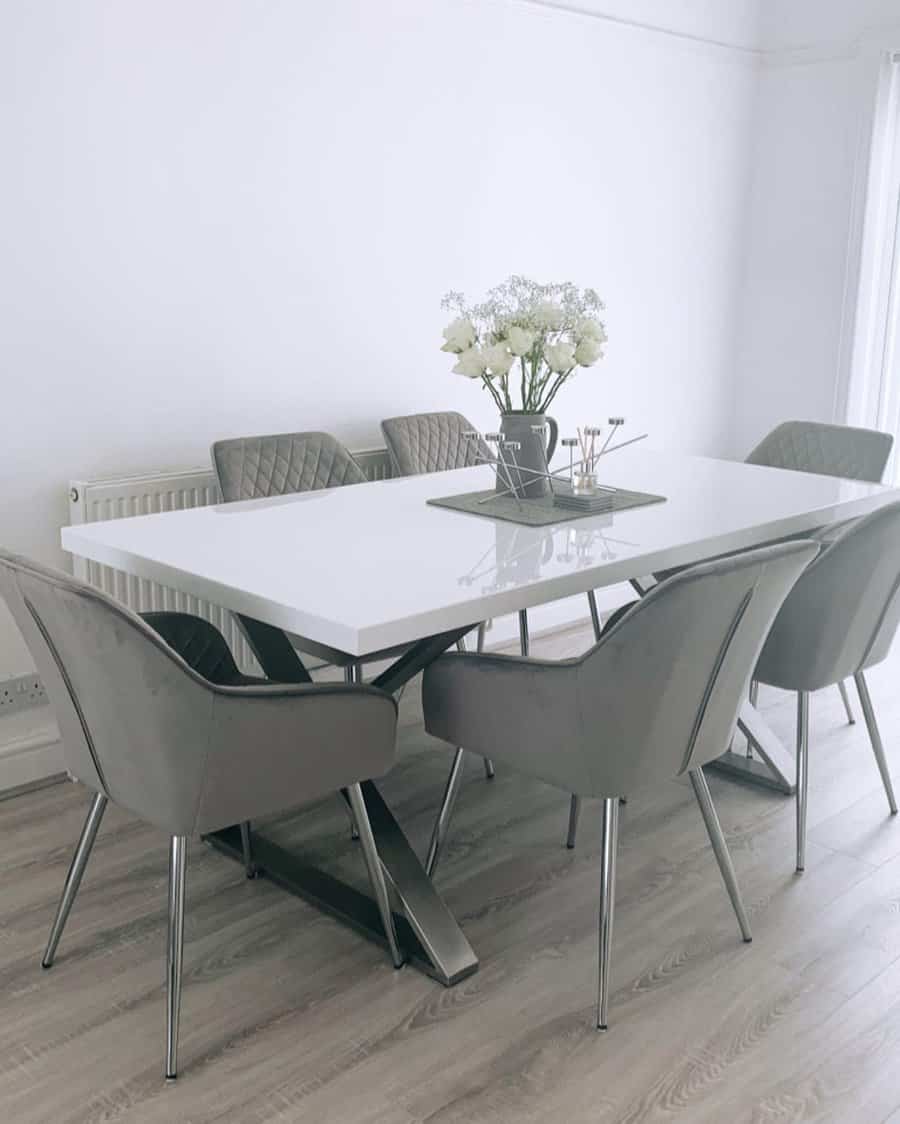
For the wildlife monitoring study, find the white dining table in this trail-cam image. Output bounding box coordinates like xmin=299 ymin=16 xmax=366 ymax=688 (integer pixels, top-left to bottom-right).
xmin=61 ymin=447 xmax=899 ymax=986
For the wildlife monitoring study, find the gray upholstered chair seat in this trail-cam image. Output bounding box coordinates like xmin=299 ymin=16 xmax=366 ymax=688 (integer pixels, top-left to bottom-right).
xmin=422 ymin=540 xmax=818 ymax=1028
xmin=0 ymin=551 xmax=403 ymax=1079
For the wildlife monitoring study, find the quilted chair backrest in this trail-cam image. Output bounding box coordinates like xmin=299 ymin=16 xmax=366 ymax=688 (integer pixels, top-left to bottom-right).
xmin=756 ymin=499 xmax=900 ymax=691
xmin=381 ymin=412 xmax=491 ymax=476
xmin=576 ymin=540 xmax=818 ymax=796
xmin=212 ymin=431 xmax=367 ymax=502
xmin=746 ymin=420 xmax=893 ymax=483
xmin=0 ymin=551 xmax=213 ymax=834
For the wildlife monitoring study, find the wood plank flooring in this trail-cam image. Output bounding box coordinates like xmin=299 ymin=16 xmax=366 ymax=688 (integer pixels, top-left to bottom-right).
xmin=3 ymin=621 xmax=900 ymax=1122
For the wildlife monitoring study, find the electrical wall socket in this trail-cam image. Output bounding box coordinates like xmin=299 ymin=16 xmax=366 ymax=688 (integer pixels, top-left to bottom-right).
xmin=0 ymin=674 xmax=49 ymax=718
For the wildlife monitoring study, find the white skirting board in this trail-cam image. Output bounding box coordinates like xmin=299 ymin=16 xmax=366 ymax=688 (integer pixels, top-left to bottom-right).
xmin=0 ymin=712 xmax=63 ymax=794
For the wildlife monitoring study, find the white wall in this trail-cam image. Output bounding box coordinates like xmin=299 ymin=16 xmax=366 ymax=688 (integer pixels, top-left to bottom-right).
xmin=0 ymin=0 xmax=760 ymax=776
xmin=730 ymin=1 xmax=900 ymax=456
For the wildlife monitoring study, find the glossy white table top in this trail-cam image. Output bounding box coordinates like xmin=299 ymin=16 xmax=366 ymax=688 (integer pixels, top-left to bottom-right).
xmin=61 ymin=449 xmax=898 ymax=656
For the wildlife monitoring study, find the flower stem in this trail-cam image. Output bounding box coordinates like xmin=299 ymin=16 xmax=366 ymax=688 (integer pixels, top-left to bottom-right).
xmin=539 ymin=369 xmax=574 ymax=413
xmin=481 ymin=375 xmax=504 ymax=412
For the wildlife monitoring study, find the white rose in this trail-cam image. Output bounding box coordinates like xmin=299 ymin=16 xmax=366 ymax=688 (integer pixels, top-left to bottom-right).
xmin=533 ymin=301 xmax=565 ymax=330
xmin=575 ymin=316 xmax=607 ymax=343
xmin=440 ymin=317 xmax=477 ymax=354
xmin=506 ymin=325 xmax=536 ymax=355
xmin=574 ymin=338 xmax=604 ymax=366
xmin=452 ymin=346 xmax=487 ymax=378
xmin=544 ymin=341 xmax=576 ymax=373
xmin=482 ymin=342 xmax=514 ymax=376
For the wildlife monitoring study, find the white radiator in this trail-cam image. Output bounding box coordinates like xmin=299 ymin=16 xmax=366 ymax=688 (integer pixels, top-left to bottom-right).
xmin=68 ymin=448 xmax=394 ymax=674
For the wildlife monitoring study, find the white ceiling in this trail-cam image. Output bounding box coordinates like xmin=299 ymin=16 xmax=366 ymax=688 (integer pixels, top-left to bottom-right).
xmin=519 ymin=0 xmax=763 ymax=50
xmin=757 ymin=0 xmax=900 ymax=50
xmin=522 ymin=0 xmax=900 ymax=53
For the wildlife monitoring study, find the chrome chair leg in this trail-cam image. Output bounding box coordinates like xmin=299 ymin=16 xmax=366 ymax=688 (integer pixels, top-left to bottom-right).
xmin=567 ymin=795 xmax=581 ymax=850
xmin=518 ymin=610 xmax=530 ymax=657
xmin=796 ymin=690 xmax=809 ymax=873
xmin=854 ymin=671 xmax=898 ymax=814
xmin=587 ymin=590 xmax=602 ymax=643
xmin=346 ymin=783 xmax=404 ymax=968
xmin=426 ymin=747 xmax=466 ymax=878
xmin=597 ymin=797 xmax=619 ymax=1030
xmin=42 ymin=791 xmax=108 ymax=969
xmin=166 ymin=835 xmax=188 ymax=1080
xmin=239 ymin=821 xmax=257 ymax=878
xmin=837 ymin=678 xmax=856 ymax=725
xmin=688 ymin=768 xmax=752 ymax=942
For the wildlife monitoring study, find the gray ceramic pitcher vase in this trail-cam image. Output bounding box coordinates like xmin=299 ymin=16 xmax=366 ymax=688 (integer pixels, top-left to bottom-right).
xmin=496 ymin=413 xmax=559 ymax=499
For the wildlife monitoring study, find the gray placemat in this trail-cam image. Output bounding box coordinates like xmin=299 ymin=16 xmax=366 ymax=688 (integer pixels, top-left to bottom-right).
xmin=427 ymin=486 xmax=666 ymax=526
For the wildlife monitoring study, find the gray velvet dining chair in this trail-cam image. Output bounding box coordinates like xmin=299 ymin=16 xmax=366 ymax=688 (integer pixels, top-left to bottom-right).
xmin=745 ymin=420 xmax=894 ymax=725
xmin=0 ymin=550 xmax=401 ymax=1080
xmin=754 ymin=500 xmax=900 ymax=873
xmin=421 ymin=539 xmax=818 ymax=1029
xmin=744 ymin=421 xmax=893 ymax=723
xmin=744 ymin=419 xmax=893 ymax=484
xmin=637 ymin=420 xmax=894 ymax=728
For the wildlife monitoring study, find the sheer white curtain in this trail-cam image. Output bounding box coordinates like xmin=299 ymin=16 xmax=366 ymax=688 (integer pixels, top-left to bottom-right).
xmin=845 ymin=54 xmax=900 ymax=480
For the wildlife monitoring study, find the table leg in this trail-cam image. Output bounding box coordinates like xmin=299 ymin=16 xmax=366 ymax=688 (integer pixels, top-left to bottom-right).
xmin=207 ymin=623 xmax=480 ymax=986
xmin=207 ymin=781 xmax=477 ymax=986
xmin=372 ymin=625 xmax=475 ymax=694
xmin=236 ymin=614 xmax=313 ymax=682
xmin=707 ymin=699 xmax=796 ymax=794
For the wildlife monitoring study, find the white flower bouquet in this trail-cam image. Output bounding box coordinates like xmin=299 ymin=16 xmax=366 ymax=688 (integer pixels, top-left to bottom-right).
xmin=440 ymin=276 xmax=607 ymax=414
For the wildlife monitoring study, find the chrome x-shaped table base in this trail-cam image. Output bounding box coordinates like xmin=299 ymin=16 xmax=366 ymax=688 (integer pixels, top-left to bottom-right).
xmin=206 ymin=617 xmax=479 ymax=987
xmin=708 ymin=701 xmax=796 ymax=795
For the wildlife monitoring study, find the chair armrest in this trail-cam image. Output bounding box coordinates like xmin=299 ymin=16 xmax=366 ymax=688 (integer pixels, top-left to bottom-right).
xmin=194 ymin=683 xmax=398 ymax=834
xmin=423 ymin=651 xmax=589 ymax=793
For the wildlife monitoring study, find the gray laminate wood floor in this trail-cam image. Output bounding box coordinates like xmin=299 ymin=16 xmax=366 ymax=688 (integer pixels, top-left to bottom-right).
xmin=4 ymin=621 xmax=900 ymax=1123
